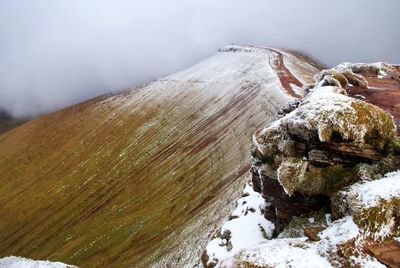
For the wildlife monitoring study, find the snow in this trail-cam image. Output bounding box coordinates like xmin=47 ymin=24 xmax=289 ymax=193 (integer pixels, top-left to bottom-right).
xmin=316 ymin=216 xmax=361 ymax=258
xmin=292 ymin=86 xmax=366 ymax=142
xmin=231 ymin=216 xmax=385 ymax=267
xmin=204 ymin=172 xmax=399 ymax=267
xmin=233 ymin=238 xmax=333 ymax=268
xmin=344 ymin=170 xmax=400 ymax=208
xmin=204 ymin=183 xmax=383 ymax=267
xmin=0 ymin=257 xmax=76 ymax=268
xmin=101 ymin=44 xmax=300 ymax=116
xmin=204 ymin=183 xmax=275 ymax=267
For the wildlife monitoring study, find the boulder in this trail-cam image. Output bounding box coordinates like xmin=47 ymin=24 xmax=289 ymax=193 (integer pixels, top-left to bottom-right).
xmin=365 ymin=240 xmax=400 ymax=268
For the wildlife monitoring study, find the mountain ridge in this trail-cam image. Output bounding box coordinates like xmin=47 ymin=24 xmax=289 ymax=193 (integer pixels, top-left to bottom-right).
xmin=0 ymin=45 xmax=322 ymax=267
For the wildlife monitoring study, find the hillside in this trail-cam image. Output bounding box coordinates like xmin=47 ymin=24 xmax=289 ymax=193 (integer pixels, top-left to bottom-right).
xmin=0 ymin=45 xmax=320 ymax=267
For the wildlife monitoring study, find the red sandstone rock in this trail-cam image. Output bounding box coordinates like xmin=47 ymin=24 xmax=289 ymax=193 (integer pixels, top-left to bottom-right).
xmin=365 ymin=240 xmax=400 ymax=268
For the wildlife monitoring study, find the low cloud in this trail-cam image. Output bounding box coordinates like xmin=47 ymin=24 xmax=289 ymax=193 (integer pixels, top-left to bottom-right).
xmin=0 ymin=0 xmax=399 ymax=117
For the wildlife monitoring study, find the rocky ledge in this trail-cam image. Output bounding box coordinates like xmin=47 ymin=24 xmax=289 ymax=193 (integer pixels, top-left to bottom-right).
xmin=251 ymin=63 xmax=400 ymax=234
xmin=204 ymin=63 xmax=400 ymax=267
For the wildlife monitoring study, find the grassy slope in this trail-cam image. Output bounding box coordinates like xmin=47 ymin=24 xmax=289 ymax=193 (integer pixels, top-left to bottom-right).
xmin=0 ymin=47 xmax=319 ymax=267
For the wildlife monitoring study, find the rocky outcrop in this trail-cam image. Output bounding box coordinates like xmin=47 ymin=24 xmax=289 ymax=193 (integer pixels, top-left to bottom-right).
xmin=251 ymin=64 xmax=400 ymax=234
xmin=202 ymin=62 xmax=400 ymax=267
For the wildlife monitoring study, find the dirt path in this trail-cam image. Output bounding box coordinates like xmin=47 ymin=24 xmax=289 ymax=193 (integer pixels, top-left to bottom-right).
xmin=267 ymin=48 xmax=303 ymax=98
xmin=346 ymin=71 xmax=400 ymax=136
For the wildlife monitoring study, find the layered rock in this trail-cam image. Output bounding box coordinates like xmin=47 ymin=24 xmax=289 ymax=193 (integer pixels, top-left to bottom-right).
xmin=251 ymin=64 xmax=400 ymax=234
xmin=204 ymin=63 xmax=400 ymax=267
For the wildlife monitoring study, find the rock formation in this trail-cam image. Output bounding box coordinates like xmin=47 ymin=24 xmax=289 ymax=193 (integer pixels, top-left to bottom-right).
xmin=237 ymin=63 xmax=400 ymax=267
xmin=203 ymin=62 xmax=400 ymax=268
xmin=251 ymin=64 xmax=400 ymax=235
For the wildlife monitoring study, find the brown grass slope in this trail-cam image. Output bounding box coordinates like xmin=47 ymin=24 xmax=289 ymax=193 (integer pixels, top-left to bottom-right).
xmin=0 ymin=45 xmax=320 ymax=267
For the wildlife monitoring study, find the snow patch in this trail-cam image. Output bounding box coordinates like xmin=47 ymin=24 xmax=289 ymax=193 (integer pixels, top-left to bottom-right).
xmin=344 ymin=170 xmax=400 ymax=208
xmin=231 ymin=216 xmax=384 ymax=267
xmin=233 ymin=237 xmax=333 ymax=268
xmin=0 ymin=257 xmax=77 ymax=268
xmin=204 ymin=183 xmax=274 ymax=267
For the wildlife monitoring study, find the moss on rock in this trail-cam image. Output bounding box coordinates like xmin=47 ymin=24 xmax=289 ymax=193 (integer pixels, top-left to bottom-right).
xmin=332 ymin=71 xmax=349 ymax=88
xmin=353 ymin=198 xmax=400 ymax=239
xmin=277 ymin=157 xmax=308 ymax=196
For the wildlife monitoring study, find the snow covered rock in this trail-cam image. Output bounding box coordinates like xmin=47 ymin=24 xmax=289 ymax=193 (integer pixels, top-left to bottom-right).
xmin=254 ymin=85 xmax=397 ymax=160
xmin=251 ymin=65 xmax=400 ymax=233
xmin=204 ymin=62 xmax=400 ymax=267
xmin=332 ymin=170 xmax=400 ymax=239
xmin=202 ymin=183 xmax=275 ymax=267
xmin=230 ymin=216 xmax=387 ymax=268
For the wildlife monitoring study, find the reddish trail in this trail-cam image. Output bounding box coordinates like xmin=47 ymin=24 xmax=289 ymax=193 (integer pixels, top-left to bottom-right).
xmin=267 ymin=48 xmax=303 ymax=99
xmin=346 ymin=71 xmax=400 ymax=136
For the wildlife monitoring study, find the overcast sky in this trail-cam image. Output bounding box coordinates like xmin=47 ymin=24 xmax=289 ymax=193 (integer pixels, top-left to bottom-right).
xmin=1 ymin=0 xmax=399 ymax=117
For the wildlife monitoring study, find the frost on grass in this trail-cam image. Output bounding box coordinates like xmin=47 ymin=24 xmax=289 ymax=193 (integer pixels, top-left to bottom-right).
xmin=0 ymin=256 xmax=77 ymax=268
xmin=202 ymin=183 xmax=275 ymax=267
xmin=332 ymin=170 xmax=400 ymax=239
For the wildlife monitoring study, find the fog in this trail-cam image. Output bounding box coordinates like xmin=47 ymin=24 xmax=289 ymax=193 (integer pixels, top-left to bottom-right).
xmin=1 ymin=0 xmax=399 ymax=117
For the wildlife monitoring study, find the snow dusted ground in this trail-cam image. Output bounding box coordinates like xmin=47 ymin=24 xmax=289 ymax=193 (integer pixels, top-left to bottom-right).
xmin=216 ymin=216 xmax=385 ymax=268
xmin=205 ymin=173 xmax=400 ymax=267
xmin=204 ymin=183 xmax=275 ymax=267
xmin=336 ymin=170 xmax=400 ymax=240
xmin=345 ymin=170 xmax=400 ymax=208
xmin=0 ymin=257 xmax=77 ymax=268
xmin=234 ymin=237 xmax=332 ymax=268
xmin=234 ymin=216 xmax=385 ymax=268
